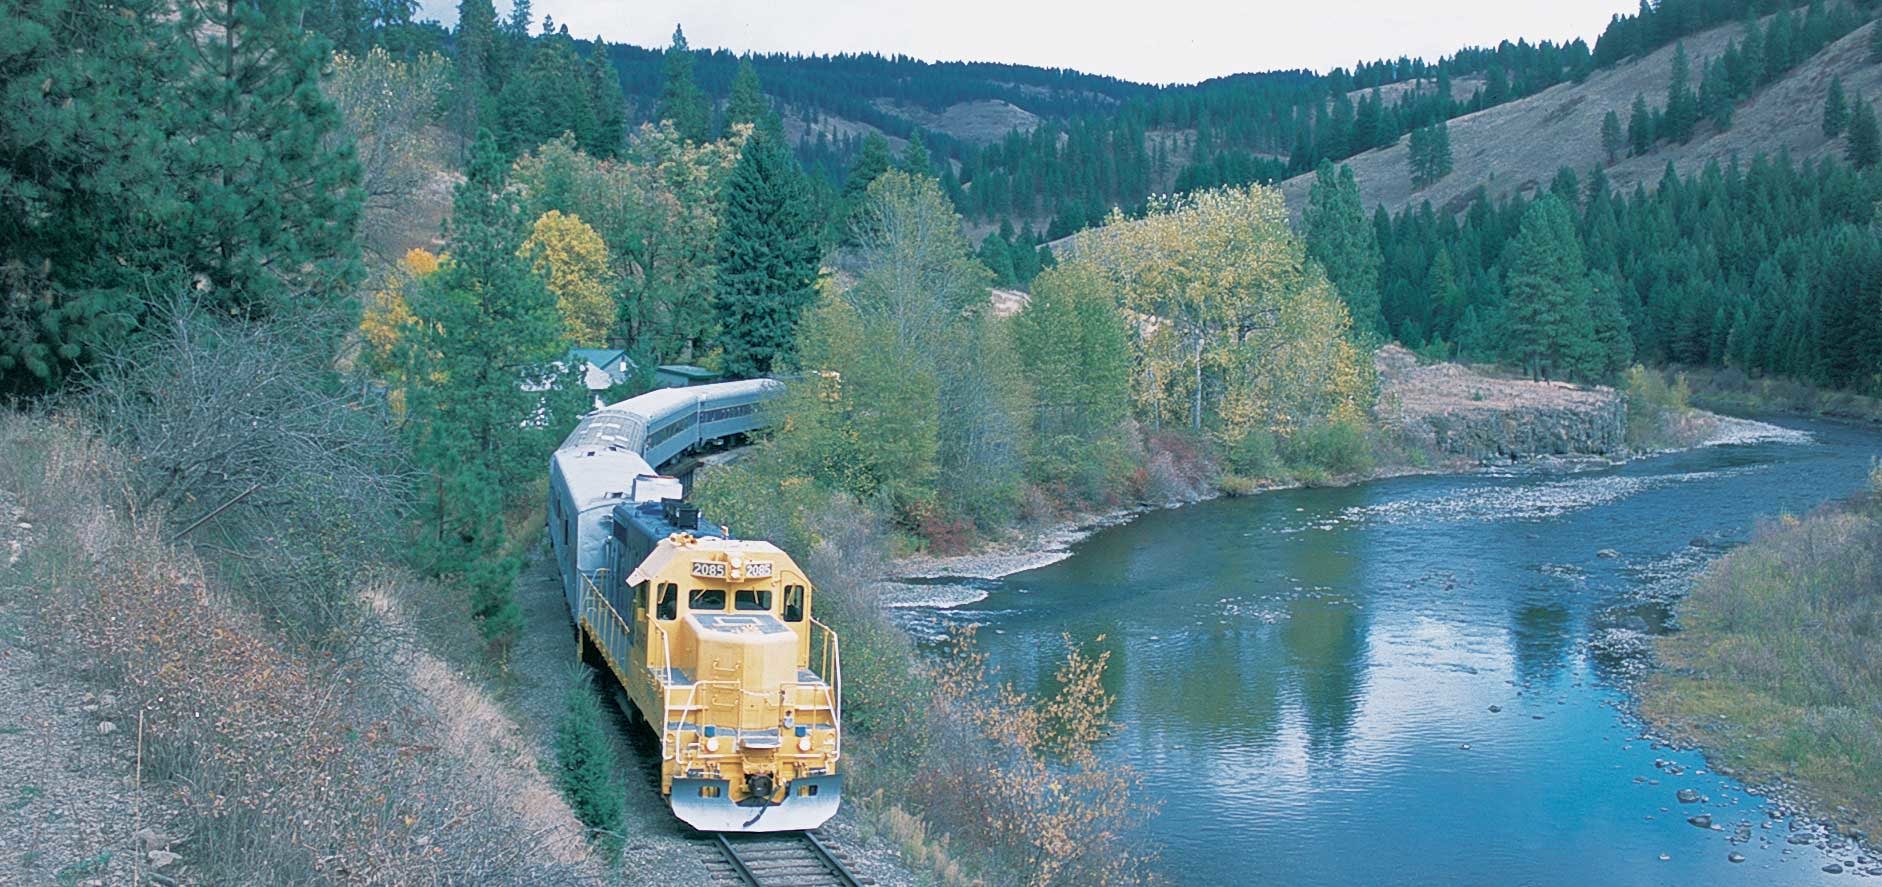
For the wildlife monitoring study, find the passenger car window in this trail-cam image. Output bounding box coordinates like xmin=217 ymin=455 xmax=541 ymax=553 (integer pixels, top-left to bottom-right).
xmin=783 ymin=585 xmax=805 ymax=622
xmin=689 ymin=588 xmax=726 ymax=611
xmin=656 ymin=582 xmax=677 ymax=621
xmin=735 ymin=589 xmax=772 ymax=611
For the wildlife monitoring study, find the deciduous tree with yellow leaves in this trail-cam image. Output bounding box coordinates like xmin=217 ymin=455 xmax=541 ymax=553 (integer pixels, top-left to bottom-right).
xmin=1066 ymin=185 xmax=1374 ymax=454
xmin=519 ymin=210 xmax=614 ymax=345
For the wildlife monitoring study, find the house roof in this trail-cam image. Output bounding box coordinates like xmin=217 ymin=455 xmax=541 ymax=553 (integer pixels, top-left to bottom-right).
xmin=570 ymin=348 xmax=631 ymax=369
xmin=655 ymin=364 xmax=719 ymax=381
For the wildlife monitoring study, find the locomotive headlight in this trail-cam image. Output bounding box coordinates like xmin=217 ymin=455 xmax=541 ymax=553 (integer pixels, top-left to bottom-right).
xmin=797 ymin=736 xmax=812 ymax=752
xmin=705 ymin=736 xmax=721 ymax=753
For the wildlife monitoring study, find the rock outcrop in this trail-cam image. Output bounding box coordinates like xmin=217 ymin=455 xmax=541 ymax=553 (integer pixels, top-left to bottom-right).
xmin=1376 ymin=346 xmax=1628 ymax=460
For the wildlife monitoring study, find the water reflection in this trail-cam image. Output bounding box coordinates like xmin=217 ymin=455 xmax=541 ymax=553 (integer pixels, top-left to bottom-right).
xmin=941 ymin=416 xmax=1878 ymax=886
xmin=1511 ymin=600 xmax=1574 ymax=687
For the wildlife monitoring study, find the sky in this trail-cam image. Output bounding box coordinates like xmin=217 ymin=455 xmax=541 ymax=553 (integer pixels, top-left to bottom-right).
xmin=416 ymin=1 xmax=1637 ymax=85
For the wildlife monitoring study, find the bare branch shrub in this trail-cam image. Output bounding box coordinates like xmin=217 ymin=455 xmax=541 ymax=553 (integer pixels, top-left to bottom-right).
xmin=75 ymin=302 xmax=410 ymax=642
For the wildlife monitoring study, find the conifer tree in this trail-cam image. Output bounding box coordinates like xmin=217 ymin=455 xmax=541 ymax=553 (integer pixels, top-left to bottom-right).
xmin=725 ymin=60 xmax=767 ymax=132
xmin=838 ymin=133 xmax=894 ymax=242
xmin=1823 ymin=76 xmax=1848 ymax=138
xmin=451 ymin=0 xmax=499 ymax=139
xmin=1847 ymin=96 xmax=1880 ymax=169
xmin=657 ymin=25 xmax=710 ymax=142
xmin=713 ymin=133 xmax=822 ymax=377
xmin=1663 ymin=43 xmax=1697 ymax=143
xmin=587 ymin=37 xmax=628 ymax=158
xmin=400 ymin=131 xmax=570 ymax=649
xmin=1586 ymin=272 xmax=1635 ymax=382
xmin=166 ymin=0 xmax=363 ymax=325
xmin=1601 ymin=109 xmax=1624 ymax=165
xmin=1504 ymin=195 xmax=1596 ymax=381
xmin=1628 ymin=93 xmax=1654 ymax=156
xmin=901 ymin=131 xmax=935 ymax=179
xmin=979 ymin=233 xmax=1018 ymax=286
xmin=0 ymin=0 xmax=170 ymax=390
xmin=1872 ymin=21 xmax=1882 ymax=64
xmin=1303 ymin=163 xmax=1384 ymax=338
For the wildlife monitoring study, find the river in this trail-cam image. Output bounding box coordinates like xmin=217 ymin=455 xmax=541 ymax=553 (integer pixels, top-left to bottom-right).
xmin=897 ymin=415 xmax=1880 ymax=886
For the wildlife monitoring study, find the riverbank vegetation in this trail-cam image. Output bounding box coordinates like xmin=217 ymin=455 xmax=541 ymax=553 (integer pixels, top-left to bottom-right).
xmin=1639 ymin=468 xmax=1882 ymax=841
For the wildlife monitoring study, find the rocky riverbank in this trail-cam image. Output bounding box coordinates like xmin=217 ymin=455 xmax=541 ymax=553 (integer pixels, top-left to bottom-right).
xmin=1634 ymin=488 xmax=1881 ymax=857
xmin=1375 ymin=345 xmax=1629 ymax=460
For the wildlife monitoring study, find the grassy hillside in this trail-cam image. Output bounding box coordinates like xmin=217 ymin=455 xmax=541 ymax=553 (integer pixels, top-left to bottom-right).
xmin=1280 ymin=18 xmax=1882 ymax=216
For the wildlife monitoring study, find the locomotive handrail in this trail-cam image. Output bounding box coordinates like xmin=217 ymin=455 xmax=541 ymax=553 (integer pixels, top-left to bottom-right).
xmin=812 ymin=618 xmax=842 ymax=760
xmin=651 ymin=619 xmax=677 ymax=761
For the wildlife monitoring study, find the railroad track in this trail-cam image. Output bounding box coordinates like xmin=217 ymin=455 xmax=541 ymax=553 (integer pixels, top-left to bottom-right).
xmin=708 ymin=830 xmax=867 ymax=886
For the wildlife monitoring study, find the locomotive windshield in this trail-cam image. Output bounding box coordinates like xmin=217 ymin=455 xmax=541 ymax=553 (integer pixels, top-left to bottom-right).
xmin=735 ymin=589 xmax=772 ymax=611
xmin=688 ymin=588 xmax=726 ymax=611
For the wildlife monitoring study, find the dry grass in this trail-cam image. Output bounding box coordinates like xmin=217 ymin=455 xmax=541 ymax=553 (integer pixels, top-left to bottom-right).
xmin=874 ymin=98 xmax=1044 ymax=145
xmin=0 ymin=412 xmax=597 ymax=885
xmin=1640 ymin=492 xmax=1882 ymax=841
xmin=1280 ymin=18 xmax=1882 ymax=217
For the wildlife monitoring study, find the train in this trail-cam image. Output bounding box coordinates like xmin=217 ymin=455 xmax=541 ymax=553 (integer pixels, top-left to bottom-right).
xmin=547 ymin=377 xmax=843 ymax=832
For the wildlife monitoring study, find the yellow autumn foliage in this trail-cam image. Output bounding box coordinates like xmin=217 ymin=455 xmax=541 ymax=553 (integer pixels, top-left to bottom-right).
xmin=359 ymin=247 xmax=439 ymax=372
xmin=1067 ymin=185 xmax=1374 ymax=446
xmin=519 ymin=210 xmax=615 ymax=346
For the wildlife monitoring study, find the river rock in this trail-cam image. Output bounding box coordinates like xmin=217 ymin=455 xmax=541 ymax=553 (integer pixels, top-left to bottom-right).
xmin=1689 ymin=814 xmax=1713 ymax=829
xmin=134 ymin=827 xmax=167 ymax=851
xmin=1728 ymin=852 xmax=1746 ymax=863
xmin=1822 ymin=863 xmax=1843 ymax=874
xmin=1677 ymin=788 xmax=1701 ymax=803
xmin=1788 ymin=833 xmax=1816 ymax=845
xmin=1597 ymin=548 xmax=1620 ymax=558
xmin=1488 ymin=705 xmax=1501 ymax=713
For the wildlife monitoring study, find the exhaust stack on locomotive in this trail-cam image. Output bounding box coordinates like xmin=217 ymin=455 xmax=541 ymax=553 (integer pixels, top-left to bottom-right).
xmin=547 ymin=379 xmax=841 ymax=832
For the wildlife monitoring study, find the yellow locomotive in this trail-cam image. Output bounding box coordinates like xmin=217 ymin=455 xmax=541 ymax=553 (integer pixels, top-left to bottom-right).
xmin=548 ymin=380 xmax=842 ymax=831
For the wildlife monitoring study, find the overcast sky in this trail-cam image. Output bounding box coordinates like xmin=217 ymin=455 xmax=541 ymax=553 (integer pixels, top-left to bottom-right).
xmin=416 ymin=1 xmax=1636 ymax=85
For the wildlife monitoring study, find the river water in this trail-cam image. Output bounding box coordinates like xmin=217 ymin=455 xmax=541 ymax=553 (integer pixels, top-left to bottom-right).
xmin=899 ymin=416 xmax=1880 ymax=886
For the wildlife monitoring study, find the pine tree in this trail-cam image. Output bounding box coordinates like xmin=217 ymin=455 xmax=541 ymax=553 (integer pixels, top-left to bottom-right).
xmin=586 ymin=37 xmax=628 ymax=158
xmin=838 ymin=133 xmax=894 ymax=242
xmin=1303 ymin=162 xmax=1384 ymax=338
xmin=713 ymin=133 xmax=822 ymax=377
xmin=1586 ymin=272 xmax=1635 ymax=382
xmin=1663 ymin=43 xmax=1697 ymax=143
xmin=979 ymin=233 xmax=1017 ymax=286
xmin=451 ymin=0 xmax=499 ymax=139
xmin=166 ymin=0 xmax=363 ymax=325
xmin=0 ymin=0 xmax=171 ymax=390
xmin=724 ymin=59 xmax=767 ymax=133
xmin=400 ymin=131 xmax=570 ymax=649
xmin=1504 ymin=195 xmax=1597 ymax=381
xmin=901 ymin=130 xmax=934 ymax=179
xmin=500 ymin=31 xmax=597 ymax=157
xmin=1601 ymin=109 xmax=1624 ymax=165
xmin=1629 ymin=93 xmax=1654 ymax=156
xmin=504 ymin=0 xmax=531 ymax=37
xmin=1823 ymin=76 xmax=1848 ymax=138
xmin=657 ymin=25 xmax=709 ymax=142
xmin=1699 ymin=57 xmax=1733 ymax=130
xmin=1847 ymin=96 xmax=1880 ymax=169
xmin=1872 ymin=21 xmax=1882 ymax=65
